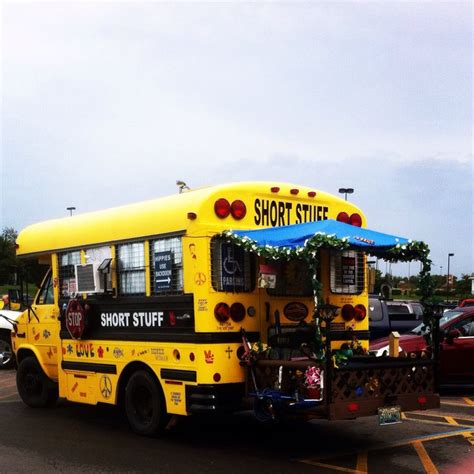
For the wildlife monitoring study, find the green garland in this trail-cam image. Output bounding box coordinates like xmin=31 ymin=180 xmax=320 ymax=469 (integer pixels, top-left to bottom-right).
xmin=220 ymin=229 xmax=436 ymax=352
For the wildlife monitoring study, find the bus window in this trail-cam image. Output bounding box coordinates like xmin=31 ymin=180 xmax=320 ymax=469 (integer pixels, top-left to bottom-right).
xmin=211 ymin=238 xmax=256 ymax=292
xmin=36 ymin=270 xmax=54 ymax=305
xmin=117 ymin=242 xmax=146 ymax=295
xmin=330 ymin=250 xmax=364 ymax=295
xmin=58 ymin=251 xmax=81 ymax=297
xmin=150 ymin=236 xmax=183 ymax=295
xmin=266 ymin=259 xmax=313 ymax=297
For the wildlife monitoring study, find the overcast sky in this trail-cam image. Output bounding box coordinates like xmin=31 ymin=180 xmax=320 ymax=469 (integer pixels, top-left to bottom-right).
xmin=1 ymin=1 xmax=472 ymax=277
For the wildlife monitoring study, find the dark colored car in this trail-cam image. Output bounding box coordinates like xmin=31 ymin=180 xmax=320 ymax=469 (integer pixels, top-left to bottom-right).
xmin=370 ymin=307 xmax=474 ymax=385
xmin=368 ymin=296 xmax=423 ymax=340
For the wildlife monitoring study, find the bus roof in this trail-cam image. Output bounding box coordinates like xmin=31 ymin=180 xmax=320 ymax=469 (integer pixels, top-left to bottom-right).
xmin=16 ymin=181 xmax=364 ymax=257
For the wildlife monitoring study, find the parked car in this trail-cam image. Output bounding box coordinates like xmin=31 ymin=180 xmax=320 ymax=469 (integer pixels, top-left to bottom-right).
xmin=368 ymin=296 xmax=423 ymax=340
xmin=370 ymin=307 xmax=474 ymax=385
xmin=459 ymin=298 xmax=474 ymax=308
xmin=0 ymin=309 xmax=22 ymax=369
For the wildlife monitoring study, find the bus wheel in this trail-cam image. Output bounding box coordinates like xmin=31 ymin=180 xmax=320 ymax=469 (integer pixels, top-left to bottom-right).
xmin=0 ymin=331 xmax=15 ymax=370
xmin=16 ymin=357 xmax=58 ymax=408
xmin=125 ymin=370 xmax=169 ymax=436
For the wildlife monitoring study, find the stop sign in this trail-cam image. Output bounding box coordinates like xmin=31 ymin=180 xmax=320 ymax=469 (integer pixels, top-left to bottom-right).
xmin=65 ymin=299 xmax=86 ymax=339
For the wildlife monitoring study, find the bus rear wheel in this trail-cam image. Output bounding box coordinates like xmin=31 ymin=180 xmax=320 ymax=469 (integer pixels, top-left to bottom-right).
xmin=16 ymin=356 xmax=58 ymax=407
xmin=125 ymin=370 xmax=169 ymax=436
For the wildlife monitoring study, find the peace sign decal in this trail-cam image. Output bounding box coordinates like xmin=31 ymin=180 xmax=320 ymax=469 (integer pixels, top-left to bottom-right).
xmin=194 ymin=272 xmax=206 ymax=286
xmin=100 ymin=375 xmax=112 ymax=399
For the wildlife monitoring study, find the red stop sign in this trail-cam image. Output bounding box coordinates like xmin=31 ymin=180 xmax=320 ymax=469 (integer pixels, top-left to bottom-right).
xmin=65 ymin=299 xmax=86 ymax=339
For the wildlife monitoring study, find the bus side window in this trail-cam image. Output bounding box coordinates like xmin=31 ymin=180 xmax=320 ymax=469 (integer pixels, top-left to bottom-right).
xmin=36 ymin=270 xmax=54 ymax=305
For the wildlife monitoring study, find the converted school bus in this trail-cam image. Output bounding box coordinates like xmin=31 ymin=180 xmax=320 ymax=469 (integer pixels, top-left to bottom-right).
xmin=12 ymin=182 xmax=439 ymax=435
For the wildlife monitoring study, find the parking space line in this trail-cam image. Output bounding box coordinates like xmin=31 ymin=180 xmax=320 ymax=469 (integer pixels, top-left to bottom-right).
xmin=299 ymin=460 xmax=363 ymax=473
xmin=412 ymin=441 xmax=438 ymax=474
xmin=355 ymin=452 xmax=367 ymax=473
xmin=401 ymin=412 xmax=473 ymax=429
xmin=445 ymin=416 xmax=474 ymax=445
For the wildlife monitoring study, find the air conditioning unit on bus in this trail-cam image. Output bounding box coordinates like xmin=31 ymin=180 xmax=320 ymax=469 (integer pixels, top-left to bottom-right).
xmin=74 ymin=263 xmax=105 ymax=293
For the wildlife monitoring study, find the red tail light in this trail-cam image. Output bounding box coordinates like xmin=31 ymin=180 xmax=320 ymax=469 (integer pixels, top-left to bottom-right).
xmin=354 ymin=304 xmax=367 ymax=321
xmin=341 ymin=304 xmax=355 ymax=321
xmin=418 ymin=396 xmax=427 ymax=405
xmin=230 ymin=200 xmax=246 ymax=220
xmin=347 ymin=402 xmax=359 ymax=413
xmin=350 ymin=213 xmax=362 ymax=227
xmin=214 ymin=302 xmax=230 ymax=322
xmin=337 ymin=212 xmax=350 ymax=224
xmin=230 ymin=302 xmax=246 ymax=322
xmin=214 ymin=199 xmax=231 ymax=218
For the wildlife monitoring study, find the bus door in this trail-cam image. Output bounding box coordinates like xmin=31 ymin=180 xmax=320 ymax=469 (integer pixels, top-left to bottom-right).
xmin=27 ymin=269 xmax=60 ymax=378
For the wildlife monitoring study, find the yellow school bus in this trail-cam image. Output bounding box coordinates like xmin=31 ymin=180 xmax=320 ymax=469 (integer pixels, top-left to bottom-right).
xmin=12 ymin=182 xmax=439 ymax=434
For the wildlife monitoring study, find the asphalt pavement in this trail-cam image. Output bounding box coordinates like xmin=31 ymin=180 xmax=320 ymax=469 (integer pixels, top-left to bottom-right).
xmin=1 ymin=370 xmax=473 ymax=473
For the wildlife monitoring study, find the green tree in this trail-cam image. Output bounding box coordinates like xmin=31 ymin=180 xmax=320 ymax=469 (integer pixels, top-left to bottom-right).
xmin=0 ymin=227 xmax=18 ymax=284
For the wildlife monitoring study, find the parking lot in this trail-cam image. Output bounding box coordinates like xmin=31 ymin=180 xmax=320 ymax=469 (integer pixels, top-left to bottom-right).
xmin=1 ymin=369 xmax=473 ymax=473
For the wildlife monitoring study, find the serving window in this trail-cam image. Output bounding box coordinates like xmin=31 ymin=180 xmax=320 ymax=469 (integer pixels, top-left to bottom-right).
xmin=330 ymin=250 xmax=365 ymax=295
xmin=266 ymin=259 xmax=314 ymax=297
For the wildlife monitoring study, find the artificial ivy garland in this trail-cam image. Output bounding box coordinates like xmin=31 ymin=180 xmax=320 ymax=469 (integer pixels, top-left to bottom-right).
xmin=221 ymin=229 xmax=436 ymax=353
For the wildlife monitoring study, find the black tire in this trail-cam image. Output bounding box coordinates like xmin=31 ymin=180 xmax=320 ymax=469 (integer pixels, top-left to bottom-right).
xmin=16 ymin=356 xmax=58 ymax=408
xmin=0 ymin=331 xmax=15 ymax=370
xmin=125 ymin=370 xmax=169 ymax=436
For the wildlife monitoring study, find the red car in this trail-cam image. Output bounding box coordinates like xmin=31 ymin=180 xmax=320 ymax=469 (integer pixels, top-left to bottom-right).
xmin=370 ymin=307 xmax=474 ymax=385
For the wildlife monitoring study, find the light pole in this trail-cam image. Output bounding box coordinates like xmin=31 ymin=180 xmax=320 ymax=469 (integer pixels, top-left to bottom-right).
xmin=67 ymin=207 xmax=76 ymax=216
xmin=338 ymin=188 xmax=354 ymax=201
xmin=446 ymin=253 xmax=454 ymax=302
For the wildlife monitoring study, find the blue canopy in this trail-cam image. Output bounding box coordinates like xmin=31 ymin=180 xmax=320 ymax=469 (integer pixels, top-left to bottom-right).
xmin=231 ymin=219 xmax=410 ymax=252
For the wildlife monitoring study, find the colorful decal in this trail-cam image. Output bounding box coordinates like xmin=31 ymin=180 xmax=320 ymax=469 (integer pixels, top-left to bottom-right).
xmin=194 ymin=272 xmax=206 ymax=285
xmin=354 ymin=236 xmax=374 ymax=245
xmin=43 ymin=329 xmax=51 ymax=339
xmin=220 ymin=243 xmax=245 ymax=292
xmin=97 ymin=346 xmax=104 ymax=358
xmin=53 ymin=277 xmax=58 ymax=288
xmin=34 ymin=333 xmax=40 ymax=341
xmin=99 ymin=375 xmax=112 ymax=399
xmin=283 ymin=302 xmax=309 ymax=322
xmin=71 ymin=382 xmax=78 ymax=393
xmin=170 ymin=391 xmax=182 ymax=406
xmin=79 ymin=392 xmax=87 ymax=398
xmin=204 ymin=350 xmax=214 ymax=364
xmin=67 ymin=344 xmax=74 ymax=355
xmin=137 ymin=349 xmax=148 ymax=357
xmin=75 ymin=343 xmax=95 ymax=358
xmin=62 ymin=347 xmax=66 ymax=355
xmin=225 ymin=347 xmax=234 ymax=359
xmin=188 ymin=243 xmax=197 ymax=259
xmin=47 ymin=348 xmax=53 ymax=359
xmin=151 ymin=348 xmax=168 ymax=361
xmin=197 ymin=299 xmax=208 ymax=312
xmin=112 ymin=347 xmax=124 ymax=359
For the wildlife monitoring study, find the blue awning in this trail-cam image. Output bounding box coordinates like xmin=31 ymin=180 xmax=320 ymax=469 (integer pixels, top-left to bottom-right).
xmin=231 ymin=219 xmax=410 ymax=251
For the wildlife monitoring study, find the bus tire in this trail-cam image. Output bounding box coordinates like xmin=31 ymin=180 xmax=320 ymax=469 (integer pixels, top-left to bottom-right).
xmin=125 ymin=370 xmax=169 ymax=436
xmin=16 ymin=356 xmax=58 ymax=408
xmin=0 ymin=331 xmax=15 ymax=370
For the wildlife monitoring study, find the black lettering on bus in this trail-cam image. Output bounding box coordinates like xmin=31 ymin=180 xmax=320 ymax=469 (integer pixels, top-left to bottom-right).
xmin=261 ymin=200 xmax=269 ymax=226
xmin=286 ymin=202 xmax=292 ymax=224
xmin=278 ymin=202 xmax=285 ymax=226
xmin=295 ymin=203 xmax=302 ymax=224
xmin=254 ymin=199 xmax=261 ymax=225
xmin=270 ymin=201 xmax=278 ymax=227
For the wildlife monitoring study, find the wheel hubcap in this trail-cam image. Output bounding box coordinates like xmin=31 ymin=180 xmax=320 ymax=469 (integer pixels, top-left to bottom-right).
xmin=0 ymin=339 xmax=12 ymax=366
